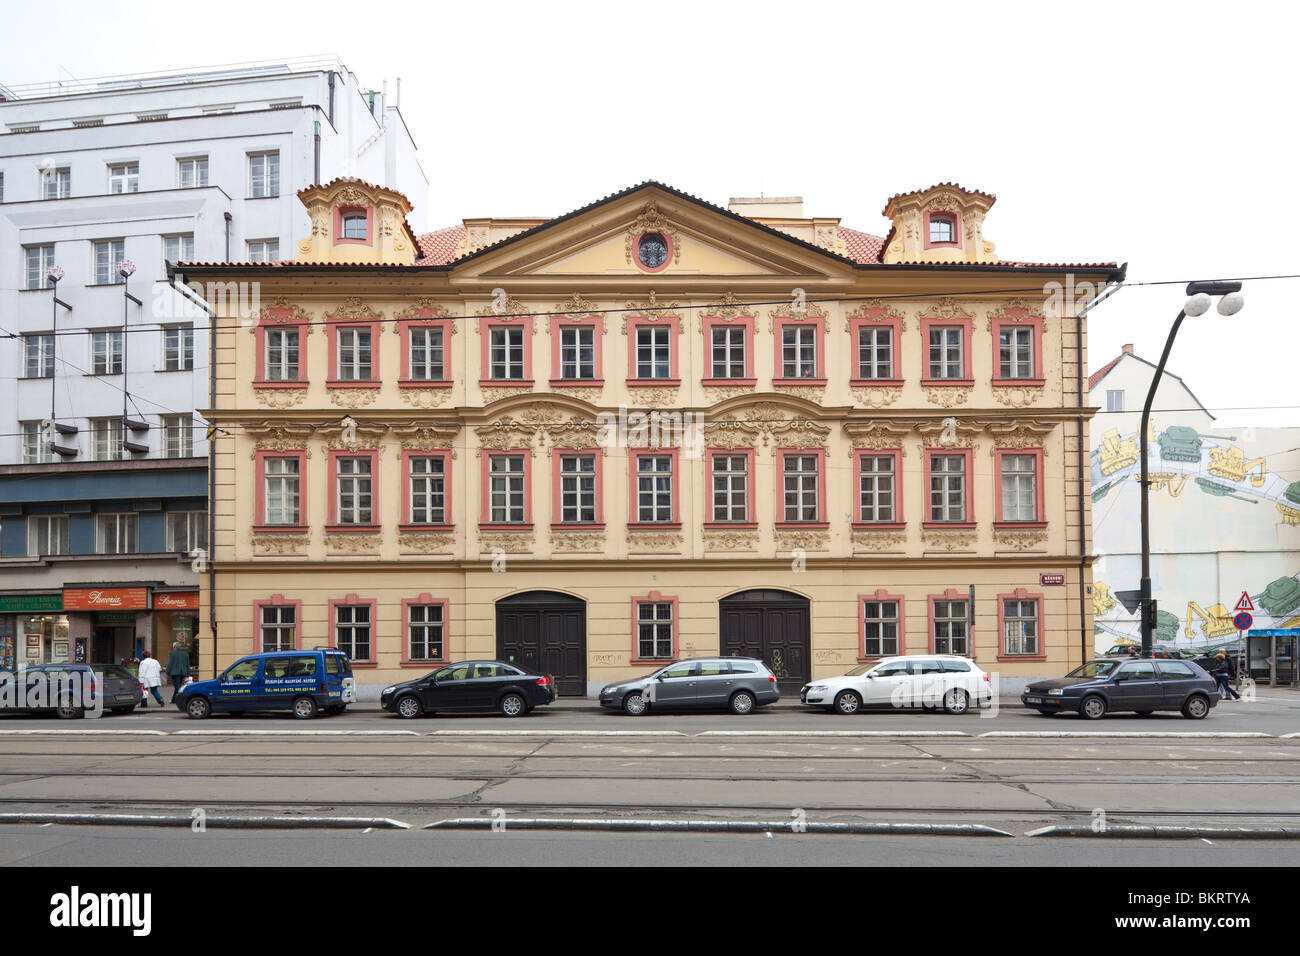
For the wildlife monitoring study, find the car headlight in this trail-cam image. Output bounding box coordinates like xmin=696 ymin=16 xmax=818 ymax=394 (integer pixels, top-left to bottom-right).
xmin=810 ymin=685 xmax=828 ymax=692
xmin=381 ymin=686 xmax=395 ymax=696
xmin=1048 ymin=688 xmax=1064 ymax=696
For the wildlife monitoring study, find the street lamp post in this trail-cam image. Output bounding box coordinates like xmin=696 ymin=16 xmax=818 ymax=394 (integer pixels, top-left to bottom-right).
xmin=1138 ymin=281 xmax=1245 ymax=653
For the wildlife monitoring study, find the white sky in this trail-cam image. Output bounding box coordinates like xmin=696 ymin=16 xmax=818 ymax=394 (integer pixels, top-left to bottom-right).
xmin=4 ymin=0 xmax=1297 ymax=426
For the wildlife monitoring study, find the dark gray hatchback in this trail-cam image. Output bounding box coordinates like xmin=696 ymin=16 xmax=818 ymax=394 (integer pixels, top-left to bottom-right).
xmin=1022 ymin=657 xmax=1219 ymax=720
xmin=599 ymin=657 xmax=780 ymax=715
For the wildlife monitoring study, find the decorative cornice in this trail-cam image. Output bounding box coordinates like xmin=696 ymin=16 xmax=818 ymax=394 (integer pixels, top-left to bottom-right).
xmin=987 ymin=297 xmax=1048 ymax=334
xmin=625 ymin=200 xmax=682 ymax=265
xmin=254 ymin=297 xmax=314 ymax=334
xmin=553 ymin=292 xmax=599 ymax=317
xmin=245 ymin=422 xmax=315 ymax=456
xmin=390 ymin=422 xmax=462 ymax=450
xmin=986 ymin=420 xmax=1056 ymax=450
xmin=699 ymin=291 xmax=749 ymax=325
xmin=916 ymin=417 xmax=984 ymax=447
xmin=919 ymin=296 xmax=973 ymax=320
xmin=844 ymin=299 xmax=906 ymax=332
xmin=317 ymin=421 xmax=387 ymax=451
xmin=768 ymin=299 xmax=827 ymax=332
xmin=391 ymin=298 xmax=457 ymax=332
xmin=622 ymin=290 xmax=680 ymax=330
xmin=325 ymin=296 xmax=384 ymax=322
xmin=473 ymin=295 xmax=534 ymax=333
xmin=843 ymin=420 xmax=913 ymax=451
xmin=703 ymin=401 xmax=831 ymax=448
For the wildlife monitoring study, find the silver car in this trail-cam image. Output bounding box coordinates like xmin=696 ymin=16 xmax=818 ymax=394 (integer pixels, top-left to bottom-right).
xmin=599 ymin=657 xmax=781 ymax=715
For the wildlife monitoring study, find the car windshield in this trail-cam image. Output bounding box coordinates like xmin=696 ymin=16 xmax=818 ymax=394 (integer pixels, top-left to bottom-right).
xmin=845 ymin=664 xmax=876 ymax=677
xmin=1066 ymin=661 xmax=1119 ymax=679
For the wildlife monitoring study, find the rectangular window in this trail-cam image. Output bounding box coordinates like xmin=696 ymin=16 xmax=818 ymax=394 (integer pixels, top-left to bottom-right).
xmin=24 ymin=334 xmax=54 ymax=378
xmin=929 ymin=216 xmax=955 ymax=244
xmin=164 ymin=235 xmax=194 ymax=264
xmin=409 ymin=457 xmax=446 ymax=525
xmin=1106 ymin=389 xmax=1124 ymax=413
xmin=335 ymin=604 xmax=371 ymax=660
xmin=408 ymin=604 xmax=444 ymax=661
xmin=264 ymin=458 xmax=301 ymax=525
xmin=21 ymin=422 xmax=54 ymax=464
xmin=489 ymin=456 xmax=526 ymax=523
xmin=95 ymin=513 xmax=138 ymax=554
xmin=336 ymin=457 xmax=373 ymax=525
xmin=636 ymin=455 xmax=673 ymax=523
xmin=559 ymin=454 xmax=597 ymax=523
xmin=1001 ymin=454 xmax=1037 ymax=522
xmin=177 ymin=157 xmax=209 ymax=189
xmin=637 ymin=602 xmax=674 ymax=659
xmin=27 ymin=516 xmax=70 ymax=556
xmin=783 ymin=454 xmax=819 ymax=523
xmin=999 ymin=326 xmax=1034 ymax=378
xmin=108 ymin=163 xmax=139 ymax=194
xmin=409 ymin=327 xmax=444 ymax=381
xmin=929 ymin=454 xmax=966 ymax=523
xmin=1003 ymin=599 xmax=1039 ymax=656
xmin=265 ymin=328 xmax=299 ymax=381
xmin=560 ymin=326 xmax=595 ymax=380
xmin=165 ymin=511 xmax=207 ymax=552
xmin=261 ymin=605 xmax=296 ymax=653
xmin=163 ymin=324 xmax=194 ymax=371
xmin=25 ymin=245 xmax=56 ymax=290
xmin=863 ymin=600 xmax=900 ymax=657
xmin=933 ymin=600 xmax=969 ymax=655
xmin=711 ymin=326 xmax=746 ymax=378
xmin=42 ymin=167 xmax=70 ymax=200
xmin=859 ymin=455 xmax=895 ymax=523
xmin=91 ymin=418 xmax=122 ymax=461
xmin=489 ymin=326 xmax=525 ymax=380
xmin=711 ymin=454 xmax=748 ymax=522
xmin=858 ymin=326 xmax=893 ymax=379
xmin=248 ymin=152 xmax=280 ymax=198
xmin=928 ymin=327 xmax=963 ymax=379
xmin=341 ymin=214 xmax=367 ymax=240
xmin=636 ymin=326 xmax=670 ymax=379
xmin=781 ymin=326 xmax=817 ymax=379
xmin=163 ymin=415 xmax=193 ymax=458
xmin=91 ymin=330 xmax=124 ymax=375
xmin=93 ymin=240 xmax=126 ymax=284
xmin=247 ymin=239 xmax=280 ymax=262
xmin=336 ymin=328 xmax=372 ymax=381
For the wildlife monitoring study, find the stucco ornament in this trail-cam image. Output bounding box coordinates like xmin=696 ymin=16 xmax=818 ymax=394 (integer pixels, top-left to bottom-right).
xmin=992 ymin=386 xmax=1045 ymax=408
xmin=922 ymin=531 xmax=978 ymax=552
xmin=390 ymin=298 xmax=457 ymax=332
xmin=625 ymin=200 xmax=682 ymax=265
xmin=328 ymin=388 xmax=378 ymax=407
xmin=253 ymin=388 xmax=308 ymax=408
xmin=994 ymin=529 xmax=1049 ymax=552
xmin=703 ymin=531 xmax=759 ymax=552
xmin=550 ymin=532 xmax=607 ymax=553
xmin=843 ymin=300 xmax=906 ymax=333
xmin=325 ymin=533 xmax=382 ymax=554
xmin=852 ymin=530 xmax=907 ymax=551
xmin=626 ymin=531 xmax=682 ymax=552
xmin=398 ymin=532 xmax=455 ymax=553
xmin=775 ymin=530 xmax=830 ymax=552
xmin=851 ymin=386 xmax=903 ymax=408
xmin=251 ymin=533 xmax=309 ymax=555
xmin=479 ymin=533 xmax=534 ymax=553
xmin=923 ymin=386 xmax=972 ymax=407
xmin=621 ymin=291 xmax=680 ymax=330
xmin=705 ymin=401 xmax=831 ymax=449
xmin=399 ymin=388 xmax=454 ymax=408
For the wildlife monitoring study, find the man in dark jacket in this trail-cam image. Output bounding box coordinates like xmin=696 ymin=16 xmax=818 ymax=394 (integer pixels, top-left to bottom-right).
xmin=1211 ymin=650 xmax=1241 ymax=700
xmin=165 ymin=641 xmax=191 ymax=702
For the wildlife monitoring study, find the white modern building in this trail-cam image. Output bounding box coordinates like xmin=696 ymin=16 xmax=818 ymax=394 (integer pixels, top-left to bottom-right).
xmin=0 ymin=57 xmax=428 ymax=673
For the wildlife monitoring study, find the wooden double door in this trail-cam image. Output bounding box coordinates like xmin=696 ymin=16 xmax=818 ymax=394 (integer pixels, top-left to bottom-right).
xmin=495 ymin=591 xmax=587 ymax=696
xmin=719 ymin=589 xmax=811 ymax=692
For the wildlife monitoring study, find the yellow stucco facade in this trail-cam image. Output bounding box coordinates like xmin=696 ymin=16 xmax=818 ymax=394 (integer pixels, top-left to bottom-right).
xmin=187 ymin=179 xmax=1119 ymax=694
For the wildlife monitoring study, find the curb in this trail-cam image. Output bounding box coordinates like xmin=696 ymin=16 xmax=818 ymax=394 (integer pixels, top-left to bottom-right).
xmin=1025 ymin=824 xmax=1300 ymax=839
xmin=696 ymin=730 xmax=969 ymax=737
xmin=423 ymin=817 xmax=1012 ymax=836
xmin=0 ymin=729 xmax=169 ymax=736
xmin=425 ymin=730 xmax=689 ymax=737
xmin=978 ymin=731 xmax=1275 ymax=738
xmin=0 ymin=812 xmax=410 ymax=829
xmin=169 ymin=729 xmax=422 ymax=736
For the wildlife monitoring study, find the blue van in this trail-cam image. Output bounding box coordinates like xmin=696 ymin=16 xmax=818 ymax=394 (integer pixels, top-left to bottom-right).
xmin=176 ymin=648 xmax=356 ymax=719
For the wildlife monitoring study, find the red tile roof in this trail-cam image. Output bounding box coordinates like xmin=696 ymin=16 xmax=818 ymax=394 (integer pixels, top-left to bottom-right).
xmin=415 ymin=224 xmax=466 ymax=266
xmin=1088 ymin=353 xmax=1126 ymax=390
xmin=837 ymin=227 xmax=885 ymax=264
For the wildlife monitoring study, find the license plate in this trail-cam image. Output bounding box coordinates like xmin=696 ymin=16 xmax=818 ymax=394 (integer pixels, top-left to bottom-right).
xmin=1025 ymin=696 xmax=1043 ymax=704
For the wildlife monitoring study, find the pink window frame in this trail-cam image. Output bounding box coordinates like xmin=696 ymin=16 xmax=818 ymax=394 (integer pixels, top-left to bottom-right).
xmin=627 ymin=446 xmax=681 ymax=529
xmin=701 ymin=314 xmax=757 ymax=387
xmin=328 ymin=593 xmax=377 ymax=667
xmin=626 ymin=315 xmax=682 ymax=386
xmin=996 ymin=587 xmax=1046 ymax=662
xmin=919 ymin=313 xmax=974 ymax=386
xmin=550 ymin=446 xmax=604 ymax=529
xmin=922 ymin=446 xmax=976 ymax=530
xmin=858 ymin=588 xmax=906 ymax=662
xmin=993 ymin=446 xmax=1047 ymax=529
xmin=923 ymin=209 xmax=962 ymax=250
xmin=253 ymin=308 xmax=309 ymax=387
xmin=327 ymin=318 xmax=382 ymax=388
xmin=253 ymin=594 xmax=302 ymax=653
xmin=398 ymin=308 xmax=454 ymax=389
xmin=772 ymin=313 xmax=827 ymax=385
xmin=399 ymin=448 xmax=453 ymax=532
xmin=326 ymin=448 xmax=381 ymax=533
xmin=479 ymin=316 xmax=535 ymax=388
xmin=401 ymin=593 xmax=451 ymax=666
xmin=334 ymin=205 xmax=374 ymax=247
xmin=852 ymin=447 xmax=905 ymax=530
xmin=927 ymin=588 xmax=975 ymax=660
xmin=480 ymin=449 xmax=533 ymax=530
xmin=775 ymin=445 xmax=828 ymax=528
xmin=849 ymin=308 xmax=905 ymax=386
xmin=991 ymin=310 xmax=1046 ymax=386
xmin=631 ymin=590 xmax=679 ymax=662
xmin=704 ymin=446 xmax=757 ymax=529
xmin=549 ymin=314 xmax=605 ymax=388
xmin=253 ymin=448 xmax=308 ymax=532
xmin=631 ymin=231 xmax=674 ymax=275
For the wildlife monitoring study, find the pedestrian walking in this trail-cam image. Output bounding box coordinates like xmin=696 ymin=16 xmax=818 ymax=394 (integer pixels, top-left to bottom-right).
xmin=137 ymin=650 xmax=165 ymax=708
xmin=165 ymin=641 xmax=191 ymax=702
xmin=1212 ymin=650 xmax=1241 ymax=700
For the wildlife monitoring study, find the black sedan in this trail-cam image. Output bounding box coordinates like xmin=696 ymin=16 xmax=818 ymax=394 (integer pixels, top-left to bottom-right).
xmin=1022 ymin=657 xmax=1219 ymax=720
xmin=380 ymin=660 xmax=556 ymax=718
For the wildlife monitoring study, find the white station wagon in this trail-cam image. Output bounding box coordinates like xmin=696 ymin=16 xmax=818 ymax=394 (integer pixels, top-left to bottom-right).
xmin=800 ymin=655 xmax=993 ymax=715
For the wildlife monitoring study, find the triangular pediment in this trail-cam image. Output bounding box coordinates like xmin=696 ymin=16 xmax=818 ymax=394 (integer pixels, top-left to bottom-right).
xmin=449 ymin=184 xmax=856 ymax=281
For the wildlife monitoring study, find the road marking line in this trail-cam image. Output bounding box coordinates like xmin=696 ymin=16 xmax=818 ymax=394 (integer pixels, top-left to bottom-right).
xmin=0 ymin=812 xmax=411 ymax=829
xmin=1025 ymin=824 xmax=1300 ymax=839
xmin=697 ymin=730 xmax=970 ymax=737
xmin=424 ymin=817 xmax=1012 ymax=836
xmin=426 ymin=730 xmax=689 ymax=737
xmin=0 ymin=729 xmax=168 ymax=736
xmin=170 ymin=729 xmax=421 ymax=736
xmin=980 ymin=731 xmax=1275 ymax=738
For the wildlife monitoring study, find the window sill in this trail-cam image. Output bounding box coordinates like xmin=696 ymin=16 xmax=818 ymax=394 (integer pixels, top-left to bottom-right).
xmin=245 ymin=194 xmax=280 ymax=201
xmin=857 ymin=655 xmax=898 ymax=664
xmin=851 ymin=522 xmax=906 ymax=531
xmin=550 ymin=523 xmax=606 ymax=532
xmin=399 ymin=380 xmax=453 ymax=388
xmin=631 ymin=657 xmax=678 ymax=665
xmin=400 ymin=659 xmax=447 ymax=667
xmin=398 ymin=523 xmax=454 ymax=533
xmin=347 ymin=660 xmax=377 ymax=668
xmin=478 ymin=379 xmax=534 ymax=388
xmin=254 ymin=380 xmax=308 ymax=388
xmin=479 ymin=523 xmax=534 ymax=532
xmin=994 ymin=521 xmax=1047 ymax=530
xmin=996 ymin=655 xmax=1046 ymax=663
xmin=703 ymin=522 xmax=758 ymax=531
xmin=775 ymin=521 xmax=829 ymax=530
xmin=252 ymin=525 xmax=308 ymax=534
xmin=156 ymin=367 xmax=196 ymax=374
xmin=920 ymin=378 xmax=974 ymax=387
xmin=627 ymin=522 xmax=682 ymax=532
xmin=325 ymin=525 xmax=381 ymax=534
xmin=84 ymin=282 xmax=127 ymax=289
xmin=922 ymin=522 xmax=977 ymax=530
xmin=773 ymin=378 xmax=827 ymax=387
xmin=326 ymin=381 xmax=381 ymax=388
xmin=701 ymin=378 xmax=756 ymax=388
xmin=627 ymin=378 xmax=680 ymax=387
xmin=849 ymin=378 xmax=904 ymax=388
xmin=992 ymin=378 xmax=1046 ymax=388
xmin=547 ymin=379 xmax=604 ymax=388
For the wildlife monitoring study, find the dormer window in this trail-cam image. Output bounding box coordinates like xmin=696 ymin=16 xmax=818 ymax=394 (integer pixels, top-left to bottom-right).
xmin=929 ymin=215 xmax=956 ymax=244
xmin=342 ymin=214 xmax=368 ymax=240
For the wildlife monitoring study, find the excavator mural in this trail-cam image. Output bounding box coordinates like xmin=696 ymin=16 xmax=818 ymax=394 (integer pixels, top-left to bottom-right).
xmin=1092 ymin=425 xmax=1300 ymax=654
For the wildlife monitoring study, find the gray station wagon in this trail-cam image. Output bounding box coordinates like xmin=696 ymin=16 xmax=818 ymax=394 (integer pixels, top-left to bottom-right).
xmin=598 ymin=656 xmax=780 ymax=715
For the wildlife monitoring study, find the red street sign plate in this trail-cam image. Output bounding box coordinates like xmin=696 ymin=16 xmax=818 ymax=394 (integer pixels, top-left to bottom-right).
xmin=1234 ymin=611 xmax=1253 ymax=630
xmin=1234 ymin=591 xmax=1255 ymax=612
xmin=1040 ymin=574 xmax=1066 ymax=586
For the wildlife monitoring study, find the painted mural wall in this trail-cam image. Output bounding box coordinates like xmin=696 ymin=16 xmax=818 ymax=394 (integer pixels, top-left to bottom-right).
xmin=1091 ymin=425 xmax=1300 ymax=653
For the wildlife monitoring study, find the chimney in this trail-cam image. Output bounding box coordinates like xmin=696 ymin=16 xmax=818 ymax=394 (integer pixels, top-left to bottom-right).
xmin=1122 ymin=343 xmax=1134 ymax=354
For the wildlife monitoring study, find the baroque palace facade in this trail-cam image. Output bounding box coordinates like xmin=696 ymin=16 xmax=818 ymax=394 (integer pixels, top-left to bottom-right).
xmin=182 ymin=178 xmax=1122 ymax=694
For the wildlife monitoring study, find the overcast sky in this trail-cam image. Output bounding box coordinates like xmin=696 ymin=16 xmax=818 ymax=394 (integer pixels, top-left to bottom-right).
xmin=4 ymin=0 xmax=1296 ymax=427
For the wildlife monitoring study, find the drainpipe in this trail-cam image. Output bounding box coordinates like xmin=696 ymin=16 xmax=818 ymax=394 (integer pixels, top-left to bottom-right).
xmin=223 ymin=212 xmax=231 ymax=262
xmin=207 ymin=291 xmax=217 ymax=681
xmin=327 ymin=71 xmax=335 ymax=126
xmin=314 ymin=121 xmax=321 ymax=185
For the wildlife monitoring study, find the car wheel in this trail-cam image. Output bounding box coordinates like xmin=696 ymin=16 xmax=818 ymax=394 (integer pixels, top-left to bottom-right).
xmin=55 ymin=696 xmax=83 ymax=720
xmin=500 ymin=693 xmax=526 ymax=718
xmin=834 ymin=690 xmax=862 ymax=715
xmin=291 ymin=696 xmax=318 ymax=720
xmin=1182 ymin=695 xmax=1210 ymax=720
xmin=622 ymin=692 xmax=648 ymax=716
xmin=1080 ymin=695 xmax=1107 ymax=720
xmin=942 ymin=688 xmax=969 ymax=715
xmin=186 ymin=696 xmax=211 ymax=720
xmin=729 ymin=690 xmax=756 ymax=715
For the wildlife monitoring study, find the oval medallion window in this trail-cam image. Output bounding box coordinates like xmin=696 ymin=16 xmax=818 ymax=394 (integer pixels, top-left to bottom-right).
xmin=637 ymin=233 xmax=669 ymax=269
